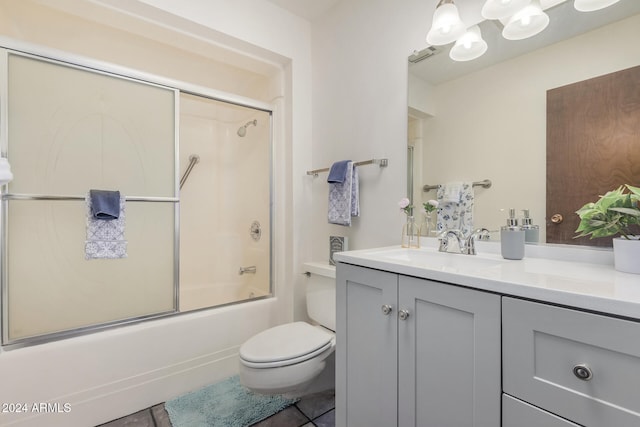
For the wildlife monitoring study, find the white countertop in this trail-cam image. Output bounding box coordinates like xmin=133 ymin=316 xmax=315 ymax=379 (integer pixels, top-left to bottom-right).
xmin=333 ymin=240 xmax=640 ymax=320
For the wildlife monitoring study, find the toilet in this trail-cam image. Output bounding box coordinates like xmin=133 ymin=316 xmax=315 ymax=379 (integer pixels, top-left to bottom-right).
xmin=239 ymin=262 xmax=336 ymax=396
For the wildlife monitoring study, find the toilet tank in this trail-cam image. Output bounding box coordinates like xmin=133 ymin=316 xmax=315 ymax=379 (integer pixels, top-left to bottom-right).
xmin=303 ymin=262 xmax=336 ymax=331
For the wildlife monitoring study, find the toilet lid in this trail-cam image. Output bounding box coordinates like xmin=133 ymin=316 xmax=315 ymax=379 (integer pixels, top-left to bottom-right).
xmin=240 ymin=322 xmax=334 ymax=368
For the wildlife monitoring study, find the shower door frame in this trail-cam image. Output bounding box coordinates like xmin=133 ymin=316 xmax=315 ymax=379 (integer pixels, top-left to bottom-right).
xmin=0 ymin=38 xmax=275 ymax=349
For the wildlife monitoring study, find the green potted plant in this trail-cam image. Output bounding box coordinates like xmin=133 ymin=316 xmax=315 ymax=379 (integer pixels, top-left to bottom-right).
xmin=575 ymin=184 xmax=640 ymax=274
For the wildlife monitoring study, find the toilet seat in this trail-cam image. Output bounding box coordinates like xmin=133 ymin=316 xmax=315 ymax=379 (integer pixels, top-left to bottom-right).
xmin=240 ymin=322 xmax=334 ymax=369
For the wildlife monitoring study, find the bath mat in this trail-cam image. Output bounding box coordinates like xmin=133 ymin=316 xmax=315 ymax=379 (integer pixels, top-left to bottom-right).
xmin=165 ymin=375 xmax=298 ymax=427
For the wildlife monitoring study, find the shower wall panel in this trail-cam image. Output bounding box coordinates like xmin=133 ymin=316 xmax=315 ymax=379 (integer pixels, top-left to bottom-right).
xmin=179 ymin=94 xmax=271 ymax=311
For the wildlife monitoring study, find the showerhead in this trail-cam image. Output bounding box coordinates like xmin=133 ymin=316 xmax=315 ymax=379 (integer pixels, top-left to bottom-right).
xmin=237 ymin=119 xmax=257 ymax=137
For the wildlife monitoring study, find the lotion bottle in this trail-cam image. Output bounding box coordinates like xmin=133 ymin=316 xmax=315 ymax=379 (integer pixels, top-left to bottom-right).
xmin=520 ymin=209 xmax=539 ymax=243
xmin=501 ymin=208 xmax=525 ymax=260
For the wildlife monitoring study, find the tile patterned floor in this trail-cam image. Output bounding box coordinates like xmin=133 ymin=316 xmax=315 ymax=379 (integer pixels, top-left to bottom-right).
xmin=97 ymin=389 xmax=335 ymax=427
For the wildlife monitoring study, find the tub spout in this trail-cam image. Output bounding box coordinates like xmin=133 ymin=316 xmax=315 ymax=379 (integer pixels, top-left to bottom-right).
xmin=239 ymin=266 xmax=257 ymax=275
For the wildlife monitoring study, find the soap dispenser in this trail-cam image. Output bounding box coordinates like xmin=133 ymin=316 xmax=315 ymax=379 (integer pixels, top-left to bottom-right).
xmin=501 ymin=208 xmax=525 ymax=260
xmin=520 ymin=209 xmax=539 ymax=243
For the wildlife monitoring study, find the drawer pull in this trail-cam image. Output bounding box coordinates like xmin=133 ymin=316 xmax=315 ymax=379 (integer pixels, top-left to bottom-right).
xmin=381 ymin=304 xmax=393 ymax=315
xmin=398 ymin=309 xmax=410 ymax=321
xmin=573 ymin=364 xmax=593 ymax=381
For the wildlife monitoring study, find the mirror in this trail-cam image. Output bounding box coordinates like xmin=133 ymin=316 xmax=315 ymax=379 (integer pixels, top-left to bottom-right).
xmin=408 ymin=0 xmax=640 ymax=245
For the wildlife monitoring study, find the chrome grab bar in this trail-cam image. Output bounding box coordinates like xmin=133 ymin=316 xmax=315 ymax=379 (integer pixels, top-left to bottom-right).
xmin=238 ymin=266 xmax=257 ymax=275
xmin=179 ymin=154 xmax=200 ymax=189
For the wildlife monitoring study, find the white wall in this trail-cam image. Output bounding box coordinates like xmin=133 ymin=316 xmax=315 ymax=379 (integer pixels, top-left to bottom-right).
xmin=408 ymin=74 xmax=436 ymax=118
xmin=0 ymin=1 xmax=312 ymax=426
xmin=310 ymin=0 xmax=428 ymax=261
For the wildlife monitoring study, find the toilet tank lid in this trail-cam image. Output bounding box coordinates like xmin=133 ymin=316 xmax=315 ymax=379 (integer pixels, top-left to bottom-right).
xmin=303 ymin=262 xmax=335 ymax=279
xmin=240 ymin=322 xmax=333 ymax=364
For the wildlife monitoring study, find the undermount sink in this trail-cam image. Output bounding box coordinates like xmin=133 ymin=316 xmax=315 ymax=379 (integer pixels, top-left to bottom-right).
xmin=363 ymin=246 xmax=507 ymax=273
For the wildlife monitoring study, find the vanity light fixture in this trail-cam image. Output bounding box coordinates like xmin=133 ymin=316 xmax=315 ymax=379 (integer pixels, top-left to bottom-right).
xmin=481 ymin=0 xmax=531 ymax=20
xmin=426 ymin=0 xmax=467 ymax=46
xmin=502 ymin=0 xmax=550 ymax=40
xmin=427 ymin=0 xmax=621 ymax=63
xmin=449 ymin=25 xmax=488 ymax=62
xmin=574 ymin=0 xmax=621 ymax=12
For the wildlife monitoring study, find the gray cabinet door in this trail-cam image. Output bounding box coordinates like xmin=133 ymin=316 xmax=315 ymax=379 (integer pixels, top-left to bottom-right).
xmin=336 ymin=263 xmax=398 ymax=427
xmin=398 ymin=276 xmax=501 ymax=427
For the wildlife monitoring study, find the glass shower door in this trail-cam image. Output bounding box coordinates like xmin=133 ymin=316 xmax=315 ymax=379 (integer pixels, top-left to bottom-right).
xmin=2 ymin=51 xmax=178 ymax=344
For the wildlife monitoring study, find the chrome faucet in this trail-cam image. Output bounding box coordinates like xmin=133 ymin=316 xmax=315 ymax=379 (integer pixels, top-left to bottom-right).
xmin=439 ymin=228 xmax=489 ymax=255
xmin=438 ymin=229 xmax=467 ymax=254
xmin=463 ymin=229 xmax=487 ymax=256
xmin=473 ymin=228 xmax=491 ymax=241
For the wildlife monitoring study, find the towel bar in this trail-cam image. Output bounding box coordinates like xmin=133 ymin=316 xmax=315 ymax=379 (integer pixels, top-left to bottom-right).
xmin=2 ymin=194 xmax=179 ymax=202
xmin=423 ymin=179 xmax=492 ymax=192
xmin=306 ymin=158 xmax=388 ymax=177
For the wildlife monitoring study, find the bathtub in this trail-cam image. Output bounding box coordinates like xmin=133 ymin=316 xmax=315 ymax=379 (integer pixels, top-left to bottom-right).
xmin=179 ymin=282 xmax=270 ymax=312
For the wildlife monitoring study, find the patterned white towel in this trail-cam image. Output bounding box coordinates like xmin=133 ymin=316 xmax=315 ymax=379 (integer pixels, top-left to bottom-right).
xmin=85 ymin=193 xmax=127 ymax=259
xmin=328 ymin=162 xmax=359 ymax=226
xmin=441 ymin=181 xmax=463 ymax=203
xmin=436 ymin=182 xmax=474 ymax=237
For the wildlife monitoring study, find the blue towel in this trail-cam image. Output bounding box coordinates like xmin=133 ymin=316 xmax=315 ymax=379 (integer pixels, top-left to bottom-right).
xmin=85 ymin=192 xmax=127 ymax=260
xmin=328 ymin=162 xmax=359 ymax=226
xmin=90 ymin=190 xmax=121 ymax=220
xmin=327 ymin=160 xmax=352 ymax=183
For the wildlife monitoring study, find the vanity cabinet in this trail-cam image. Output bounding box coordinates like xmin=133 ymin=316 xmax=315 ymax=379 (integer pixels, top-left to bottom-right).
xmin=336 ymin=263 xmax=501 ymax=427
xmin=502 ymin=297 xmax=640 ymax=427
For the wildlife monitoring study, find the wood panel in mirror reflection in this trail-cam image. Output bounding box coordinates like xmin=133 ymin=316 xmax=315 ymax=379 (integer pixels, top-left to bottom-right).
xmin=546 ymin=65 xmax=640 ymax=247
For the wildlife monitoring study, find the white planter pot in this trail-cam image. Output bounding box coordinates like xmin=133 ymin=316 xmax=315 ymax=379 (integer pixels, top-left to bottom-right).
xmin=613 ymin=237 xmax=640 ymax=274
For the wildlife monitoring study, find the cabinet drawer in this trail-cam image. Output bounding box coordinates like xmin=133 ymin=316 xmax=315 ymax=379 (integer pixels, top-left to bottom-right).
xmin=503 ymin=297 xmax=640 ymax=427
xmin=503 ymin=394 xmax=580 ymax=427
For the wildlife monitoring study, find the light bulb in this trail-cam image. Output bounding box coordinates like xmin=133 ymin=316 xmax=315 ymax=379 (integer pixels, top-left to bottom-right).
xmin=426 ymin=2 xmax=467 ymax=45
xmin=449 ymin=25 xmax=488 ymax=62
xmin=502 ymin=0 xmax=549 ymax=40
